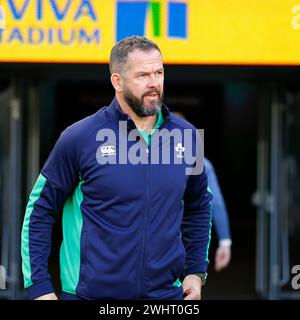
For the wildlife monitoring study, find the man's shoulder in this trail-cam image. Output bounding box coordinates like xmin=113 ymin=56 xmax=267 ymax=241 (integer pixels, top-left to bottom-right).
xmin=61 ymin=106 xmax=111 ymax=141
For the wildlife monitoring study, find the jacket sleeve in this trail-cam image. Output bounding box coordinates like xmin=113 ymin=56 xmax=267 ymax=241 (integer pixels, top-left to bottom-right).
xmin=204 ymin=158 xmax=231 ymax=241
xmin=181 ymin=166 xmax=213 ymax=275
xmin=21 ymin=127 xmax=80 ymax=299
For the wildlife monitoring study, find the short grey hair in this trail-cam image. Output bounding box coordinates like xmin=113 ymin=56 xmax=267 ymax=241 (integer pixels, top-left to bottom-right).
xmin=109 ymin=36 xmax=162 ymax=74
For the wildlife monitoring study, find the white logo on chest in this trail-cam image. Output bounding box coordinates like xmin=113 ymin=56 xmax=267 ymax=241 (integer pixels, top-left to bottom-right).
xmin=175 ymin=143 xmax=185 ymax=159
xmin=101 ymin=145 xmax=116 ymax=157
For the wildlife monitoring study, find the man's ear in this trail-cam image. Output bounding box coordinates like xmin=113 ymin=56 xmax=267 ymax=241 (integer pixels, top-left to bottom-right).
xmin=111 ymin=73 xmax=123 ymax=93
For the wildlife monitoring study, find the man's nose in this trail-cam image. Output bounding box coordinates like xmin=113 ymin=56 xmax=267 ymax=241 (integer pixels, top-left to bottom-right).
xmin=147 ymin=74 xmax=160 ymax=88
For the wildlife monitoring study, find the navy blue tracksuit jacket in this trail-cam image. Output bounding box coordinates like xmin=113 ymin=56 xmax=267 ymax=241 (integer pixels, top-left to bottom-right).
xmin=21 ymin=98 xmax=213 ymax=300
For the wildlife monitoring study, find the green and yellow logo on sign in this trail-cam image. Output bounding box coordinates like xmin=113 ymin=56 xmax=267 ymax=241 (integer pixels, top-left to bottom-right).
xmin=116 ymin=1 xmax=188 ymax=41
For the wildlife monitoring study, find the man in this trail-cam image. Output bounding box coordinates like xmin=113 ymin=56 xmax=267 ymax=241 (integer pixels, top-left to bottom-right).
xmin=21 ymin=36 xmax=212 ymax=300
xmin=173 ymin=112 xmax=232 ymax=272
xmin=204 ymin=158 xmax=232 ymax=271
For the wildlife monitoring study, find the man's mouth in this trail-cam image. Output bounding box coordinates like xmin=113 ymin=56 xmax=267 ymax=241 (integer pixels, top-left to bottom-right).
xmin=144 ymin=91 xmax=159 ymax=98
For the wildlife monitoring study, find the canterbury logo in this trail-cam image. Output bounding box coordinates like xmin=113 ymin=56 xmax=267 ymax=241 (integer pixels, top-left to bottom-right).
xmin=101 ymin=145 xmax=116 ymax=157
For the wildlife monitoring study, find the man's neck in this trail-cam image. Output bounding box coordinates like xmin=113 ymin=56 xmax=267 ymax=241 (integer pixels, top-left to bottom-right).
xmin=116 ymin=95 xmax=157 ymax=134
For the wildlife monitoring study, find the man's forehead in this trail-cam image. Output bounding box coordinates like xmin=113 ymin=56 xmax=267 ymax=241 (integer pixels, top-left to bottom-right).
xmin=126 ymin=49 xmax=163 ymax=69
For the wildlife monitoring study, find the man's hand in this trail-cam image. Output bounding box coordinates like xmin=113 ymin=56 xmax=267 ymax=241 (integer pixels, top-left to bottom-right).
xmin=182 ymin=274 xmax=202 ymax=300
xmin=214 ymin=244 xmax=231 ymax=271
xmin=34 ymin=293 xmax=58 ymax=300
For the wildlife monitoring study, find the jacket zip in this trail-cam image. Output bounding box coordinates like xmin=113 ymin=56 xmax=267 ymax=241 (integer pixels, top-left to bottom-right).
xmin=135 ymin=118 xmax=169 ymax=298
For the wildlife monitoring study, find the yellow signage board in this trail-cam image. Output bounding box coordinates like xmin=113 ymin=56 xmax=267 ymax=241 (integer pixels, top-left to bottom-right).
xmin=0 ymin=0 xmax=300 ymax=65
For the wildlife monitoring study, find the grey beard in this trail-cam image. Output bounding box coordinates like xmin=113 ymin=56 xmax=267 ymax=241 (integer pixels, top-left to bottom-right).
xmin=124 ymin=89 xmax=163 ymax=117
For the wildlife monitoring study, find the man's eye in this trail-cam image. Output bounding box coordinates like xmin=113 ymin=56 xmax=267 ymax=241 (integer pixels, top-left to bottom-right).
xmin=139 ymin=74 xmax=147 ymax=77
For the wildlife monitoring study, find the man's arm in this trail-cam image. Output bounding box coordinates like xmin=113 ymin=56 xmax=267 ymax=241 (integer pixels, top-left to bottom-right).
xmin=181 ymin=167 xmax=213 ymax=300
xmin=21 ymin=128 xmax=80 ymax=300
xmin=204 ymin=158 xmax=232 ymax=271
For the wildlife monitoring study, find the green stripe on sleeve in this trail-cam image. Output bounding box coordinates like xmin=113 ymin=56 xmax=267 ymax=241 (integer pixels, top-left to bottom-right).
xmin=21 ymin=174 xmax=47 ymax=288
xmin=60 ymin=181 xmax=84 ymax=294
xmin=173 ymin=278 xmax=182 ymax=287
xmin=205 ymin=186 xmax=213 ymax=263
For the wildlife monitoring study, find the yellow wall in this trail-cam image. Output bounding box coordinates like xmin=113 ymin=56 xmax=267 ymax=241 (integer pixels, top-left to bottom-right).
xmin=0 ymin=0 xmax=300 ymax=65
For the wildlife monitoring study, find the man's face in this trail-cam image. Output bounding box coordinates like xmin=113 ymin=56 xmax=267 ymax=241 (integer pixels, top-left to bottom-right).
xmin=121 ymin=49 xmax=164 ymax=117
